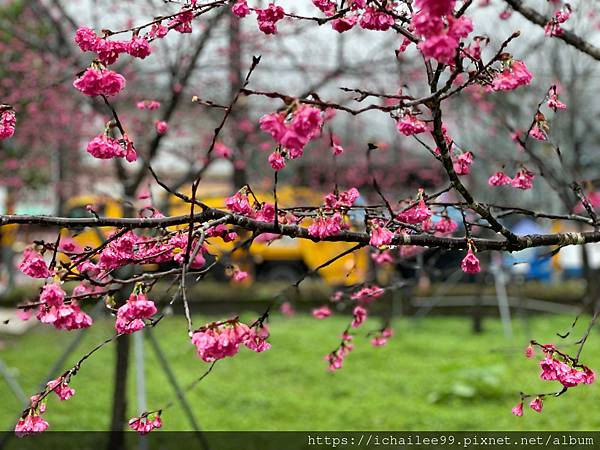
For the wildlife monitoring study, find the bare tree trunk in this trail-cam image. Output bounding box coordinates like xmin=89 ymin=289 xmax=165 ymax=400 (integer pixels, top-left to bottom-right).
xmin=107 ymin=205 xmax=135 ymax=450
xmin=54 ymin=144 xmax=68 ymax=216
xmin=108 ymin=333 xmax=130 ymax=450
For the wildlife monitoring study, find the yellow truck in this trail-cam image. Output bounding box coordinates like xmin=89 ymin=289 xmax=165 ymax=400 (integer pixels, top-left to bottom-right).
xmin=63 ymin=187 xmax=369 ymax=286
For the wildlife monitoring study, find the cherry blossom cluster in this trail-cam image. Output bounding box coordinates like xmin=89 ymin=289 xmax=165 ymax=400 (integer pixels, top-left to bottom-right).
xmin=18 ymin=247 xmax=52 ymax=279
xmin=369 ymin=219 xmax=394 ymax=248
xmin=191 ymin=318 xmax=271 ymax=362
xmin=325 ymin=331 xmax=354 ymax=371
xmin=73 ymin=67 xmax=126 ymax=97
xmin=15 ymin=375 xmax=75 ymax=436
xmin=306 ymin=188 xmax=360 ymax=239
xmin=8 ymin=0 xmax=600 ymax=436
xmin=315 ymin=282 xmax=393 ymax=369
xmin=396 ymin=114 xmax=428 ymax=137
xmin=260 ymin=105 xmax=325 ymax=171
xmin=370 ymin=327 xmax=394 ymax=347
xmin=411 ymin=0 xmax=473 ymax=65
xmin=75 ymin=27 xmax=152 ymax=65
xmin=224 ymin=190 xmax=296 ymax=239
xmin=86 ymin=133 xmax=137 ymax=161
xmin=231 ymin=1 xmax=286 ymax=33
xmin=544 ymin=4 xmax=572 ymax=37
xmin=129 ymin=413 xmax=163 ymax=434
xmin=36 ymin=283 xmax=93 ymax=331
xmin=490 ymin=58 xmax=533 ymax=92
xmin=513 ymin=343 xmax=595 ymax=417
xmin=397 ymin=196 xmax=432 ymax=224
xmin=0 ymin=107 xmax=16 ymax=140
xmin=526 ymin=87 xmax=568 ymax=143
xmin=115 ymin=292 xmax=158 ymax=334
xmin=488 ymin=168 xmax=535 ymax=190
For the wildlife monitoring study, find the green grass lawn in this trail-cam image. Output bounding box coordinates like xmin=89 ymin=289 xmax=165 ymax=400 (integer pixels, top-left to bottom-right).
xmin=1 ymin=313 xmax=600 ymax=431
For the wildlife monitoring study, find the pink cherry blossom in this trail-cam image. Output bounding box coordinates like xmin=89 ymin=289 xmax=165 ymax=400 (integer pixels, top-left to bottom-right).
xmin=332 ymin=141 xmax=344 ymax=155
xmin=396 ymin=115 xmax=427 ymax=136
xmin=547 ymin=94 xmax=566 ymax=111
xmin=350 ymin=285 xmax=384 ymax=303
xmin=244 ymin=326 xmax=272 ymax=352
xmin=94 ymin=39 xmax=129 ymax=65
xmin=371 ymin=336 xmax=388 ymax=346
xmin=545 ymin=6 xmax=571 ymax=36
xmin=397 ymin=200 xmax=432 ymax=224
xmin=127 ymin=37 xmax=152 ymax=59
xmin=18 ymin=248 xmax=50 ymax=278
xmin=511 ymin=402 xmax=523 ymax=417
xmin=259 ymin=112 xmax=287 ymax=141
xmin=529 ymin=124 xmax=547 ymax=141
xmin=461 ymin=248 xmax=481 ymax=274
xmin=324 ymin=188 xmax=360 ymax=209
xmin=351 ymin=305 xmax=367 ymax=328
xmin=453 ymin=151 xmax=473 ymax=175
xmin=539 ymin=356 xmax=567 ymax=381
xmin=491 ymin=60 xmax=533 ymax=91
xmin=525 ymin=345 xmax=535 ymax=358
xmin=434 ymin=217 xmax=458 ymax=234
xmin=529 ymin=397 xmax=543 ymax=413
xmin=136 ymin=100 xmax=161 ymax=110
xmin=332 ymin=15 xmax=358 ymax=33
xmin=40 ymin=283 xmax=66 ymax=307
xmin=280 ymin=301 xmax=295 ymax=316
xmin=268 ymin=151 xmax=286 ymax=171
xmin=312 ymin=306 xmax=332 ymax=319
xmin=214 ymin=142 xmax=233 ymax=158
xmin=15 ymin=414 xmax=49 ymax=436
xmin=0 ymin=108 xmax=16 ymax=139
xmin=206 ymin=224 xmax=237 ymax=242
xmin=86 ymin=135 xmax=126 ymax=159
xmin=169 ymin=10 xmax=194 ymax=33
xmin=307 ymin=213 xmax=343 ymax=239
xmin=129 ymin=415 xmax=162 ymax=435
xmin=191 ymin=320 xmax=265 ymax=362
xmin=232 ymin=0 xmax=250 ymax=18
xmin=511 ymin=169 xmax=534 ymax=190
xmin=370 ymin=328 xmax=393 ymax=347
xmin=122 ymin=134 xmax=138 ymax=162
xmin=325 ymin=333 xmax=353 ymax=371
xmin=414 ymin=0 xmax=456 ymax=16
xmin=369 ymin=220 xmax=394 ymax=247
xmin=226 ymin=191 xmax=253 ymax=215
xmin=292 ymin=105 xmax=324 ymax=139
xmin=115 ymin=293 xmax=157 ymax=334
xmin=231 ymin=268 xmax=249 ymax=283
xmin=37 ymin=301 xmax=93 ymax=331
xmin=359 ymin=7 xmax=395 ymax=31
xmin=371 ymin=250 xmax=394 ymax=265
xmin=46 ymin=377 xmax=75 ymax=401
xmin=256 ymin=4 xmax=285 ymax=34
xmin=583 ymin=367 xmax=596 ymax=385
xmin=313 ymin=0 xmax=336 ymax=15
xmin=155 ymin=120 xmax=168 ymax=135
xmin=74 ymin=27 xmax=99 ymax=52
xmin=488 ymin=171 xmax=512 ymax=187
xmin=73 ymin=67 xmax=126 ymax=97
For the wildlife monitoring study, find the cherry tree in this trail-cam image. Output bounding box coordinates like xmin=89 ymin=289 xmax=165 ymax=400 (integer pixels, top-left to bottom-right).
xmin=2 ymin=0 xmax=600 ymax=442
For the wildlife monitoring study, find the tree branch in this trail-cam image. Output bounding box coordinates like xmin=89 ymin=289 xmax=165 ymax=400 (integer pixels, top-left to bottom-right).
xmin=504 ymin=0 xmax=600 ymax=61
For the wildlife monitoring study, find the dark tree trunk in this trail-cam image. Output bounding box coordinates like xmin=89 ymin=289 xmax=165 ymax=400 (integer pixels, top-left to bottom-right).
xmin=107 ymin=207 xmax=135 ymax=450
xmin=108 ymin=334 xmax=130 ymax=450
